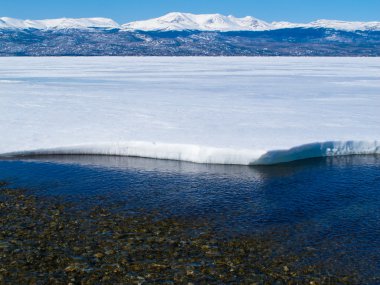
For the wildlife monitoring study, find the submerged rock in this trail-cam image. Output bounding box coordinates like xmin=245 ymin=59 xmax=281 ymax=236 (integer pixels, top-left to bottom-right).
xmin=0 ymin=181 xmax=359 ymax=284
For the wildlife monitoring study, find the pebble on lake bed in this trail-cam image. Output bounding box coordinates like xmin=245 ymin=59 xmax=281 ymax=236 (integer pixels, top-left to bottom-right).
xmin=0 ymin=182 xmax=359 ymax=284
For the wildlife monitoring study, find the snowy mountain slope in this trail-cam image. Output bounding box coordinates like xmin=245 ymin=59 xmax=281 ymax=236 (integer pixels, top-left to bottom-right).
xmin=304 ymin=19 xmax=380 ymax=31
xmin=122 ymin=12 xmax=380 ymax=32
xmin=122 ymin=12 xmax=271 ymax=31
xmin=1 ymin=13 xmax=380 ymax=31
xmin=0 ymin=17 xmax=120 ymax=30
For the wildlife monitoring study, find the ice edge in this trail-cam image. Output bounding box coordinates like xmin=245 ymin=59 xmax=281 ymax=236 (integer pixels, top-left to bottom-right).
xmin=2 ymin=140 xmax=380 ymax=166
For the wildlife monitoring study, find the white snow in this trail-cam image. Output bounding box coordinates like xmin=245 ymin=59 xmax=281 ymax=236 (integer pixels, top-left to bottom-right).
xmin=122 ymin=12 xmax=271 ymax=31
xmin=1 ymin=13 xmax=379 ymax=31
xmin=306 ymin=19 xmax=380 ymax=31
xmin=1 ymin=57 xmax=380 ymax=165
xmin=122 ymin=12 xmax=380 ymax=32
xmin=0 ymin=17 xmax=120 ymax=30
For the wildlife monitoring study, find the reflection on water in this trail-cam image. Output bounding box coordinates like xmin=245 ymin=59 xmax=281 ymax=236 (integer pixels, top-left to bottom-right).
xmin=1 ymin=154 xmax=380 ymax=221
xmin=0 ymin=155 xmax=380 ymax=282
xmin=5 ymin=153 xmax=380 ymax=177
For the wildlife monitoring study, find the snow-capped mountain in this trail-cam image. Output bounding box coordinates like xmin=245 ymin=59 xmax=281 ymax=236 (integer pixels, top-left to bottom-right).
xmin=122 ymin=12 xmax=380 ymax=32
xmin=0 ymin=17 xmax=120 ymax=30
xmin=1 ymin=13 xmax=380 ymax=32
xmin=305 ymin=19 xmax=380 ymax=31
xmin=122 ymin=12 xmax=271 ymax=31
xmin=1 ymin=12 xmax=380 ymax=57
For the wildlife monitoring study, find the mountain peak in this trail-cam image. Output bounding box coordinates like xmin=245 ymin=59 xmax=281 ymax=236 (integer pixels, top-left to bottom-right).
xmin=122 ymin=12 xmax=270 ymax=31
xmin=121 ymin=12 xmax=380 ymax=32
xmin=1 ymin=13 xmax=380 ymax=32
xmin=0 ymin=17 xmax=120 ymax=30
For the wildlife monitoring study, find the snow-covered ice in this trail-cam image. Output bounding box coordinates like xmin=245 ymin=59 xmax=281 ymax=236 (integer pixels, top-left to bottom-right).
xmin=1 ymin=57 xmax=380 ymax=165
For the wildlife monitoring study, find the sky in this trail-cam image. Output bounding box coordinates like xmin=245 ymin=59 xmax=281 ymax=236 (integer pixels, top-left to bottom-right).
xmin=2 ymin=0 xmax=380 ymax=23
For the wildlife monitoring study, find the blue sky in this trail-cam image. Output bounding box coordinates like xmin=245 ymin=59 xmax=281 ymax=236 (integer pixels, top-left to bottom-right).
xmin=2 ymin=0 xmax=380 ymax=23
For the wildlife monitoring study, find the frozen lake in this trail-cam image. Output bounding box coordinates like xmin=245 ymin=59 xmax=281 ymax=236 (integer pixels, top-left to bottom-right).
xmin=1 ymin=57 xmax=380 ymax=165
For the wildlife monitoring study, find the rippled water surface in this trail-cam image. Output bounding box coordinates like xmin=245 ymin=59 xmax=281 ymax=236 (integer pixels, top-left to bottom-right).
xmin=0 ymin=155 xmax=380 ymax=282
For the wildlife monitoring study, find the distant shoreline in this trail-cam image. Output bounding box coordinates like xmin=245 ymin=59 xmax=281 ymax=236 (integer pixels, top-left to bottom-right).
xmin=1 ymin=28 xmax=379 ymax=57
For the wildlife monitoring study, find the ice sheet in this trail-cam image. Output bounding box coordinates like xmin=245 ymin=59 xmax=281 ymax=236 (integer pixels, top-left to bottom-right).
xmin=1 ymin=57 xmax=380 ymax=165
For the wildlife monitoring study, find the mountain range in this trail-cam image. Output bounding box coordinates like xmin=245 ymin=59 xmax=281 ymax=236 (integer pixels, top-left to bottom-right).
xmin=1 ymin=12 xmax=379 ymax=56
xmin=2 ymin=12 xmax=380 ymax=32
